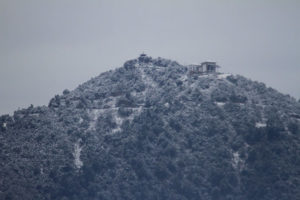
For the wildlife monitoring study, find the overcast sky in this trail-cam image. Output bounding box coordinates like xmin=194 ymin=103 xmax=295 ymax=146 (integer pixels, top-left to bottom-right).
xmin=0 ymin=0 xmax=299 ymax=115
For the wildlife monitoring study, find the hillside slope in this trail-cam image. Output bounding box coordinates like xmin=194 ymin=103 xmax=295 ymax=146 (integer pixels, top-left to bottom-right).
xmin=1 ymin=55 xmax=300 ymax=200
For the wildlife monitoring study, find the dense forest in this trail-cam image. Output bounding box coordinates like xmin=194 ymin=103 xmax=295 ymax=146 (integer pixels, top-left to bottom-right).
xmin=1 ymin=55 xmax=300 ymax=200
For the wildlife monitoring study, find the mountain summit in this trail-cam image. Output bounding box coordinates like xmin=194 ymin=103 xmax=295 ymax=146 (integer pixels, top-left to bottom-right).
xmin=1 ymin=55 xmax=300 ymax=200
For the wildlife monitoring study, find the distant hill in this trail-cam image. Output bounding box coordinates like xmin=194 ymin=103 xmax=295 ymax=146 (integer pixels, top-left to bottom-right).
xmin=1 ymin=55 xmax=300 ymax=200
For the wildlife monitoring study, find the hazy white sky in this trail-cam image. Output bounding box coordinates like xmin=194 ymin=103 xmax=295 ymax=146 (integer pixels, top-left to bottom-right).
xmin=0 ymin=0 xmax=299 ymax=115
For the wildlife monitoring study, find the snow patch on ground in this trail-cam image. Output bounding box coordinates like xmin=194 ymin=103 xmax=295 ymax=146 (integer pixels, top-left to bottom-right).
xmin=255 ymin=122 xmax=267 ymax=128
xmin=139 ymin=68 xmax=157 ymax=88
xmin=198 ymin=82 xmax=217 ymax=97
xmin=256 ymin=117 xmax=267 ymax=128
xmin=88 ymin=109 xmax=104 ymax=131
xmin=87 ymin=97 xmax=118 ymax=130
xmin=29 ymin=113 xmax=40 ymax=117
xmin=138 ymin=67 xmax=159 ymax=106
xmin=111 ymin=114 xmax=124 ymax=134
xmin=73 ymin=140 xmax=83 ymax=169
xmin=130 ymin=106 xmax=143 ymax=121
xmin=105 ymin=96 xmax=117 ymax=108
xmin=137 ymin=106 xmax=143 ymax=115
xmin=199 ymin=74 xmax=214 ymax=78
xmin=111 ymin=106 xmax=144 ymax=133
xmin=179 ymin=74 xmax=188 ymax=82
xmin=131 ymin=90 xmax=137 ymax=97
xmin=216 ymin=102 xmax=226 ymax=107
xmin=232 ymin=151 xmax=244 ymax=170
xmin=217 ymin=73 xmax=231 ymax=79
xmin=111 ymin=127 xmax=122 ymax=134
xmin=87 ymin=96 xmax=144 ymax=134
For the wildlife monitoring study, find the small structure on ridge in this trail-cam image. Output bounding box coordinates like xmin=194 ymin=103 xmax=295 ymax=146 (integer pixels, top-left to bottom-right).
xmin=138 ymin=53 xmax=152 ymax=63
xmin=189 ymin=61 xmax=220 ymax=74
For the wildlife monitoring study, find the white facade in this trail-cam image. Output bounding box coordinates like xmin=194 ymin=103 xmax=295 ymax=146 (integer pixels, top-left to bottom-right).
xmin=189 ymin=62 xmax=219 ymax=74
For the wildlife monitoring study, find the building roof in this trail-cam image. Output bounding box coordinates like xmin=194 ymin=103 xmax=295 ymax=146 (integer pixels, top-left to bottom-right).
xmin=201 ymin=61 xmax=217 ymax=65
xmin=200 ymin=61 xmax=220 ymax=68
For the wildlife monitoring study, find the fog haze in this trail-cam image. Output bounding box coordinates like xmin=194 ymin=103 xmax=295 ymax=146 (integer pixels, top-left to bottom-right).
xmin=1 ymin=0 xmax=300 ymax=115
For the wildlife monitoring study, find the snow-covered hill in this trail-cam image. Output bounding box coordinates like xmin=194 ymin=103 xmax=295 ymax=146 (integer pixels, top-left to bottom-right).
xmin=1 ymin=55 xmax=300 ymax=200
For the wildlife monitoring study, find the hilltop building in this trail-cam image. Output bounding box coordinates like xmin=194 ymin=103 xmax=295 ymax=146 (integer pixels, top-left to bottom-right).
xmin=189 ymin=62 xmax=220 ymax=74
